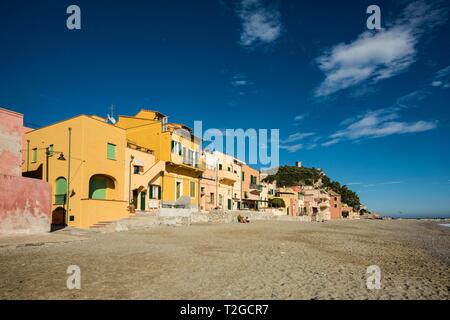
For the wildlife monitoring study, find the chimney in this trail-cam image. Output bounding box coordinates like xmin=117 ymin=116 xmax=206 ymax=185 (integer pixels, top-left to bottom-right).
xmin=295 ymin=161 xmax=302 ymax=168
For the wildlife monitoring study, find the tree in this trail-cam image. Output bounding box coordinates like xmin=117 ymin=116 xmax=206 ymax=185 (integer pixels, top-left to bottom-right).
xmin=263 ymin=165 xmax=361 ymax=209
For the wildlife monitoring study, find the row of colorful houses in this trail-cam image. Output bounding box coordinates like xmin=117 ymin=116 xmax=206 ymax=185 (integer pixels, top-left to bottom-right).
xmin=1 ymin=107 xmax=357 ymax=231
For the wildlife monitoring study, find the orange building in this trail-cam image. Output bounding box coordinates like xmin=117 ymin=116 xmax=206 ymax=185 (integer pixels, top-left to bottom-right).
xmin=241 ymin=164 xmax=262 ymax=210
xmin=329 ymin=190 xmax=342 ymax=219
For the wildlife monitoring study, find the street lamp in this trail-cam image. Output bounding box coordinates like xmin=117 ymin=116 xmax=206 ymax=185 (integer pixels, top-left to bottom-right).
xmin=45 ymin=147 xmax=66 ymax=182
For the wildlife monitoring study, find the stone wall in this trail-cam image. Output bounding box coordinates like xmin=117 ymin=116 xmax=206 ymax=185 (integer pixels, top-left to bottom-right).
xmin=191 ymin=210 xmax=311 ymax=224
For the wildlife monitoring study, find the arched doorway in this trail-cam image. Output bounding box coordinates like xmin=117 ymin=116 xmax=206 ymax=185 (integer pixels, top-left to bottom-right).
xmin=52 ymin=177 xmax=67 ymax=229
xmin=89 ymin=174 xmax=116 ymax=200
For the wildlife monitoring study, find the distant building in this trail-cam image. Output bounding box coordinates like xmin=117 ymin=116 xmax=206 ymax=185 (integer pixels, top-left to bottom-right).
xmin=329 ymin=189 xmax=342 ymax=220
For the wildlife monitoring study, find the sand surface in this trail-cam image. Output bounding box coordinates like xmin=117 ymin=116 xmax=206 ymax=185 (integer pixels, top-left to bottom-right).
xmin=0 ymin=220 xmax=449 ymax=299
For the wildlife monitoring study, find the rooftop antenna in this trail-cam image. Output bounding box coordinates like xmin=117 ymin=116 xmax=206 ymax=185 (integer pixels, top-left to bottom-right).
xmin=107 ymin=104 xmax=116 ymax=124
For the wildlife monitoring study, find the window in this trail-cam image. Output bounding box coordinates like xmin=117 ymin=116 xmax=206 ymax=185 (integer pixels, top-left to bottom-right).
xmin=133 ymin=166 xmax=141 ymax=174
xmin=48 ymin=144 xmax=54 ymax=156
xmin=219 ymin=194 xmax=223 ymax=206
xmin=210 ymin=193 xmax=215 ymax=204
xmin=218 ymin=164 xmax=223 ymax=170
xmin=188 ymin=149 xmax=194 ymax=165
xmin=242 ymin=172 xmax=245 ymax=181
xmin=55 ymin=177 xmax=67 ymax=205
xmin=251 ymin=175 xmax=257 ymax=185
xmin=171 ymin=140 xmax=182 ymax=156
xmin=227 ymin=166 xmax=231 ymax=172
xmin=334 ymin=204 xmax=337 ymax=208
xmin=107 ymin=143 xmax=116 ymax=160
xmin=149 ymin=185 xmax=161 ymax=200
xmin=190 ymin=181 xmax=196 ymax=197
xmin=175 ymin=181 xmax=182 ymax=199
xmin=32 ymin=148 xmax=37 ymax=163
xmin=334 ymin=197 xmax=337 ymax=201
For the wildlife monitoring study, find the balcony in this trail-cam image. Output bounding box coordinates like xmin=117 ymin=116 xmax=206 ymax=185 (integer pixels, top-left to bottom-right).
xmin=250 ymin=184 xmax=263 ymax=194
xmin=169 ymin=152 xmax=206 ymax=173
xmin=217 ymin=170 xmax=238 ymax=184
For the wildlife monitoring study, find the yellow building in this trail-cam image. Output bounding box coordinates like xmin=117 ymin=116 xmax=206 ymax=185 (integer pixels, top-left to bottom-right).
xmin=22 ymin=115 xmax=130 ymax=228
xmin=116 ymin=110 xmax=205 ymax=209
xmin=125 ymin=141 xmax=165 ymax=212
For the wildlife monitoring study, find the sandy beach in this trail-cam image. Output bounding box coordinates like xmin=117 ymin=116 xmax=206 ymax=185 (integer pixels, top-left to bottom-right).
xmin=0 ymin=219 xmax=449 ymax=300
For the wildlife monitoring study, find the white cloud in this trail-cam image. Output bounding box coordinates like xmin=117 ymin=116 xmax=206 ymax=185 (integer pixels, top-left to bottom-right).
xmin=314 ymin=0 xmax=448 ymax=97
xmin=430 ymin=66 xmax=450 ymax=88
xmin=321 ymin=139 xmax=340 ymax=147
xmin=322 ymin=108 xmax=437 ymax=146
xmin=294 ymin=114 xmax=307 ymax=121
xmin=280 ymin=143 xmax=303 ymax=153
xmin=282 ymin=132 xmax=315 ymax=143
xmin=237 ymin=0 xmax=283 ymax=48
xmin=395 ymin=90 xmax=430 ymax=108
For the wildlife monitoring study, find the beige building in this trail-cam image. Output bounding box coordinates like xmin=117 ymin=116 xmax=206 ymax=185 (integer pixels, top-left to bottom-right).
xmin=201 ymin=151 xmax=244 ymax=211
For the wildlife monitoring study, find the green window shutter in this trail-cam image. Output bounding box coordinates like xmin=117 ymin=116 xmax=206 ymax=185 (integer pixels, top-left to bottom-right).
xmin=190 ymin=181 xmax=195 ymax=197
xmin=158 ymin=186 xmax=161 ymax=200
xmin=32 ymin=148 xmax=37 ymax=162
xmin=55 ymin=177 xmax=67 ymax=205
xmin=107 ymin=143 xmax=116 ymax=160
xmin=149 ymin=185 xmax=154 ymax=199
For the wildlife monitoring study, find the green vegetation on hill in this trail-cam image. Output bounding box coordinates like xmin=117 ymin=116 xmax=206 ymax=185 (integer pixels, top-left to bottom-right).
xmin=262 ymin=165 xmax=361 ymax=209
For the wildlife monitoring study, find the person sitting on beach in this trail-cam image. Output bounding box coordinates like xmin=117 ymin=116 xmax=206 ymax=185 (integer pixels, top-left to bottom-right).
xmin=237 ymin=215 xmax=249 ymax=223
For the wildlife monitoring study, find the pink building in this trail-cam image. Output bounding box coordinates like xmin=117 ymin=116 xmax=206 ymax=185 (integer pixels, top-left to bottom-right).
xmin=0 ymin=107 xmax=51 ymax=235
xmin=199 ymin=167 xmax=217 ymax=212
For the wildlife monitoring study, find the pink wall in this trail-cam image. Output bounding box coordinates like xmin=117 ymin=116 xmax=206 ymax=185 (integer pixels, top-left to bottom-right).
xmin=0 ymin=107 xmax=52 ymax=234
xmin=0 ymin=108 xmax=23 ymax=177
xmin=0 ymin=174 xmax=51 ymax=234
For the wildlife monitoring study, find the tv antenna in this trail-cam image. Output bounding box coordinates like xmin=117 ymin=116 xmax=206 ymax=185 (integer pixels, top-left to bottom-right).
xmin=107 ymin=104 xmax=116 ymax=124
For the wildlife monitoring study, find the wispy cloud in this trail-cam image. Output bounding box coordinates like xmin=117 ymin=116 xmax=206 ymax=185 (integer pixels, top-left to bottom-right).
xmin=282 ymin=132 xmax=315 ymax=144
xmin=231 ymin=74 xmax=253 ymax=87
xmin=395 ymin=90 xmax=431 ymax=108
xmin=280 ymin=143 xmax=303 ymax=153
xmin=345 ymin=182 xmax=362 ymax=186
xmin=237 ymin=0 xmax=283 ymax=48
xmin=294 ymin=114 xmax=307 ymax=121
xmin=314 ymin=0 xmax=448 ymax=97
xmin=322 ymin=107 xmax=438 ymax=146
xmin=280 ymin=131 xmax=315 ymax=153
xmin=363 ymin=181 xmax=403 ymax=188
xmin=430 ymin=66 xmax=450 ymax=88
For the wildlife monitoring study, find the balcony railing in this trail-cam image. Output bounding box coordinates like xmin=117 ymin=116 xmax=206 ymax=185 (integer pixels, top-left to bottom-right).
xmin=250 ymin=184 xmax=263 ymax=191
xmin=218 ymin=170 xmax=238 ymax=183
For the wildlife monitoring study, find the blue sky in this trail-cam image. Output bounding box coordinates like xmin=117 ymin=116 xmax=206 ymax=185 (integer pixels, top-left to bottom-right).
xmin=1 ymin=0 xmax=449 ymax=217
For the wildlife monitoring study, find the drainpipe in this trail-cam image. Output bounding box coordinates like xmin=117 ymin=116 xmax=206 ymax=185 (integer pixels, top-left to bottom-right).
xmin=26 ymin=140 xmax=30 ymax=172
xmin=215 ymin=162 xmax=218 ymax=208
xmin=66 ymin=127 xmax=72 ymax=226
xmin=45 ymin=147 xmax=49 ymax=182
xmin=198 ymin=175 xmax=201 ymax=212
xmin=129 ymin=155 xmax=134 ymax=205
